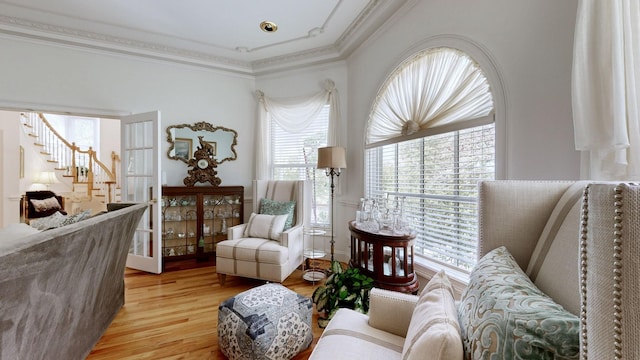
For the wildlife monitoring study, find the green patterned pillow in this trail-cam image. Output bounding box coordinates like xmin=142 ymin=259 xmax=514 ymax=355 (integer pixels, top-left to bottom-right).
xmin=458 ymin=246 xmax=580 ymax=360
xmin=259 ymin=198 xmax=296 ymax=230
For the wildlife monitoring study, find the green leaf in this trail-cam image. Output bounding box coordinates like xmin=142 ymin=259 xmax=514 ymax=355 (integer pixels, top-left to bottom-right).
xmin=338 ymin=287 xmax=348 ymax=299
xmin=330 ymin=260 xmax=343 ymax=274
xmin=311 ymin=264 xmax=375 ymax=327
xmin=312 ymin=286 xmax=324 ymax=303
xmin=316 ymin=296 xmax=328 ymax=312
xmin=325 ymin=273 xmax=336 ymax=285
xmin=344 ymin=293 xmax=356 ymax=302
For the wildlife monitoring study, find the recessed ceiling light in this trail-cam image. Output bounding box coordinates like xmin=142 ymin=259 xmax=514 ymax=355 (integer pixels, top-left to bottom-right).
xmin=260 ymin=21 xmax=278 ymax=33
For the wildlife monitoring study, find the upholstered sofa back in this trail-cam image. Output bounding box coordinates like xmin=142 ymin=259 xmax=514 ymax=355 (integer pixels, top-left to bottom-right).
xmin=0 ymin=203 xmax=147 ymax=360
xmin=478 ymin=181 xmax=588 ymax=315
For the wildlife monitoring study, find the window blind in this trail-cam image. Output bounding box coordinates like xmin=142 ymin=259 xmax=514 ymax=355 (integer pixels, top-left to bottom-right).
xmin=365 ymin=123 xmax=495 ymax=271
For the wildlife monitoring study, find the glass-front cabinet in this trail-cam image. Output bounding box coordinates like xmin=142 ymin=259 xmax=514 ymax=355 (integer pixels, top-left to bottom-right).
xmin=161 ymin=186 xmax=244 ymax=265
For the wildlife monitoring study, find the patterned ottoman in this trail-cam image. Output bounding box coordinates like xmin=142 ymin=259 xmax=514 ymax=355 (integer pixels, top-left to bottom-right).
xmin=218 ymin=283 xmax=313 ymax=359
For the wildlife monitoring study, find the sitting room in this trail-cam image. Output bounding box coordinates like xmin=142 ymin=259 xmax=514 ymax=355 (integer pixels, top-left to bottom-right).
xmin=1 ymin=1 xmax=638 ymax=359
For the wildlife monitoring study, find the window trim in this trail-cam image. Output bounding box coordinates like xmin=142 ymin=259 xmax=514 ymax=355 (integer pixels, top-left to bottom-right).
xmin=365 ymin=113 xmax=495 ymax=149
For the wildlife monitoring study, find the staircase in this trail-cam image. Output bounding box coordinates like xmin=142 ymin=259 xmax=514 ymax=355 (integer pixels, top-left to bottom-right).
xmin=20 ymin=112 xmax=121 ymax=205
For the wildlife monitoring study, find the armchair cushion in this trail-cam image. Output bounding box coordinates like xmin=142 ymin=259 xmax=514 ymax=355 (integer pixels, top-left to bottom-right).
xmin=216 ymin=238 xmax=288 ymax=264
xmin=402 ymin=270 xmax=462 ymax=360
xmin=259 ymin=198 xmax=296 ymax=230
xmin=458 ymin=246 xmax=580 ymax=360
xmin=243 ymin=213 xmax=288 ymax=241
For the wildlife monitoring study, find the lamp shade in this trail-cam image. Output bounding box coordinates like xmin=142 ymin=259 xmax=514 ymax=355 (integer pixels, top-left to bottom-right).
xmin=35 ymin=171 xmax=59 ymax=185
xmin=317 ymin=146 xmax=346 ymax=169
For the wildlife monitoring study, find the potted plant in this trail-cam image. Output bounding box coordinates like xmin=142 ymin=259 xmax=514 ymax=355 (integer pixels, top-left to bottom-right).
xmin=311 ymin=260 xmax=375 ymax=328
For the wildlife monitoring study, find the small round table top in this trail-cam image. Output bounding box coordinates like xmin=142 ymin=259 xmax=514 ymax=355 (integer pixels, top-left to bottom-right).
xmin=304 ymin=228 xmax=327 ymax=236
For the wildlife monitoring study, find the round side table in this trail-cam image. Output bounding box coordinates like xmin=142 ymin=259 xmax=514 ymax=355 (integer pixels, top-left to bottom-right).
xmin=303 ymin=229 xmax=326 ymax=283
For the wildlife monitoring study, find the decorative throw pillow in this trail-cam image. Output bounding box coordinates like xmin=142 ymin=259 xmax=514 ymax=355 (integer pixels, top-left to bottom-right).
xmin=30 ymin=197 xmax=62 ymax=213
xmin=402 ymin=270 xmax=463 ymax=360
xmin=458 ymin=246 xmax=580 ymax=360
xmin=59 ymin=210 xmax=92 ymax=227
xmin=259 ymin=198 xmax=296 ymax=230
xmin=243 ymin=213 xmax=288 ymax=241
xmin=29 ymin=211 xmax=67 ymax=230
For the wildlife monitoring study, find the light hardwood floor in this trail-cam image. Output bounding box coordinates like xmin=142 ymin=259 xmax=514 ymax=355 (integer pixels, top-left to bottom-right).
xmin=87 ymin=262 xmax=324 ymax=360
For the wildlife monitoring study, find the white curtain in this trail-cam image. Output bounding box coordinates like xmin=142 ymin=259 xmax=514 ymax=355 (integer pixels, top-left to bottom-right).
xmin=572 ymin=0 xmax=640 ymax=180
xmin=366 ymin=47 xmax=494 ymax=145
xmin=255 ymin=79 xmax=340 ymax=179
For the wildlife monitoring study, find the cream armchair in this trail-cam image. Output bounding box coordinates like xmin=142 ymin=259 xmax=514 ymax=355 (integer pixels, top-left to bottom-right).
xmin=216 ymin=180 xmax=310 ymax=284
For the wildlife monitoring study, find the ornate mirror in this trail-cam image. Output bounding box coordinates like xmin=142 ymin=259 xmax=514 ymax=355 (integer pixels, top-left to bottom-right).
xmin=166 ymin=122 xmax=238 ymax=164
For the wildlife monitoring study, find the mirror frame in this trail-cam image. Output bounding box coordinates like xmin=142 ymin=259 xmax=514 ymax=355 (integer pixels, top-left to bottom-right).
xmin=166 ymin=122 xmax=238 ymax=164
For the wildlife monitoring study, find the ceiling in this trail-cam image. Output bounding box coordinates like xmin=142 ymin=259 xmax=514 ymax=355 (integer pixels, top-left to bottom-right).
xmin=0 ymin=0 xmax=409 ymax=75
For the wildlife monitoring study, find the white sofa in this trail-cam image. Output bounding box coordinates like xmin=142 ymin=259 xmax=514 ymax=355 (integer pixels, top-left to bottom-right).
xmin=310 ymin=181 xmax=640 ymax=359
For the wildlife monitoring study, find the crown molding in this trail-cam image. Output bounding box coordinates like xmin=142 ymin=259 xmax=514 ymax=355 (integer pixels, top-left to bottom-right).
xmin=0 ymin=0 xmax=405 ymax=76
xmin=0 ymin=14 xmax=257 ymax=75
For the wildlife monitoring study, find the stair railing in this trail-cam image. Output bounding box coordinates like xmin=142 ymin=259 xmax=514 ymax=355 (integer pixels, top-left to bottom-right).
xmin=21 ymin=112 xmax=120 ymax=202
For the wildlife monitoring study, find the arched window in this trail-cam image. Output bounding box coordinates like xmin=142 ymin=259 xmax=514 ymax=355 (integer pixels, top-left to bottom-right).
xmin=365 ymin=47 xmax=496 ymax=273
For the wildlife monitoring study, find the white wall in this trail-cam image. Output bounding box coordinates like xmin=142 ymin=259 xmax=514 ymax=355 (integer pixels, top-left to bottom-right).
xmin=0 ymin=111 xmax=24 ymax=226
xmin=331 ymin=0 xmax=580 ymax=261
xmin=0 ymin=1 xmax=581 ymax=263
xmin=99 ymin=118 xmax=120 ymax=169
xmin=0 ymin=36 xmax=256 ymax=197
xmin=347 ymin=0 xmax=580 ymax=185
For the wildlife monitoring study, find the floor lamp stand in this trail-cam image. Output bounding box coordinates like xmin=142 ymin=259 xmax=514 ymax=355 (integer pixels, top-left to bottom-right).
xmin=326 ymin=168 xmax=340 ymax=263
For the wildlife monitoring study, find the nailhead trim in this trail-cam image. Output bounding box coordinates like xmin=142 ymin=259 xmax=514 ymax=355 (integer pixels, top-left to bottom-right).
xmin=581 ymin=184 xmax=630 ymax=360
xmin=579 ymin=185 xmax=589 ymax=360
xmin=612 ymin=185 xmax=623 ymax=360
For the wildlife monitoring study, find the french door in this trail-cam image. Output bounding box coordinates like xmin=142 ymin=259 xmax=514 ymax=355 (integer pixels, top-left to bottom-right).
xmin=121 ymin=111 xmax=162 ymax=273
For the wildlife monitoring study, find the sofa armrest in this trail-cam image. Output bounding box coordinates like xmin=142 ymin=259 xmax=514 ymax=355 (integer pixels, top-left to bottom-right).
xmin=227 ymin=224 xmax=247 ymax=239
xmin=367 ymin=287 xmax=418 ymax=338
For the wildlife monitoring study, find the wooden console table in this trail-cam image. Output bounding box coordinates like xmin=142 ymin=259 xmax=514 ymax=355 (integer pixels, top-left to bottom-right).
xmin=348 ymin=221 xmax=419 ymax=294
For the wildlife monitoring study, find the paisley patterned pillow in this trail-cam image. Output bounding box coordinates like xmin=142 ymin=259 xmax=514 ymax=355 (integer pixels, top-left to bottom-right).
xmin=259 ymin=198 xmax=296 ymax=230
xmin=59 ymin=210 xmax=92 ymax=227
xmin=458 ymin=246 xmax=580 ymax=360
xmin=29 ymin=211 xmax=67 ymax=230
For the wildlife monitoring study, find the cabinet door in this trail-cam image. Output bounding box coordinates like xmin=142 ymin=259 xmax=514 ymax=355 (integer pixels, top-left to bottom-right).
xmin=201 ymin=192 xmax=243 ymax=253
xmin=161 ymin=194 xmax=198 ymax=260
xmin=160 ymin=186 xmax=244 ymax=264
xmin=201 ymin=193 xmax=222 ymax=253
